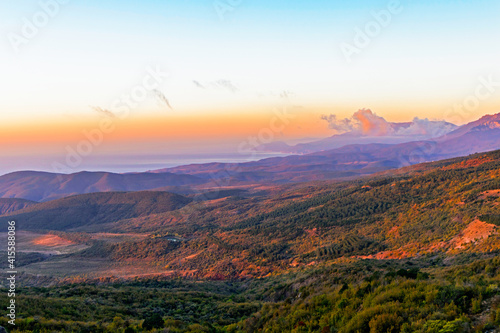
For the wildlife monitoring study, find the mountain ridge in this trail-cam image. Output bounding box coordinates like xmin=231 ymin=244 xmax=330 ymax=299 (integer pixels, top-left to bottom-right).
xmin=0 ymin=170 xmax=204 ymax=202
xmin=1 ymin=113 xmax=499 ymax=202
xmin=1 ymin=191 xmax=192 ymax=231
xmin=0 ymin=198 xmax=37 ymax=215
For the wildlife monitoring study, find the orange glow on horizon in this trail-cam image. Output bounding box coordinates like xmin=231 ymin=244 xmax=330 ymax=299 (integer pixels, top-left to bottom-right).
xmin=0 ymin=110 xmax=331 ymax=153
xmin=1 ymin=102 xmax=498 ymax=155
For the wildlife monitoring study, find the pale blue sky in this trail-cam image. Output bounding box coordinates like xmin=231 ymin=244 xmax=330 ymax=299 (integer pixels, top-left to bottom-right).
xmin=0 ymin=0 xmax=499 ymax=121
xmin=0 ymin=0 xmax=499 ymax=175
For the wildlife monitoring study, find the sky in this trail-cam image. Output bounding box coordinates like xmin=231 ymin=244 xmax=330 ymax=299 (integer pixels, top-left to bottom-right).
xmin=0 ymin=0 xmax=499 ymax=174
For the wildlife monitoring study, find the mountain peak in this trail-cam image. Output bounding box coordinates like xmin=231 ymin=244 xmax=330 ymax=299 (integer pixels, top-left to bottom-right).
xmin=472 ymin=113 xmax=500 ymax=130
xmin=437 ymin=112 xmax=500 ymax=140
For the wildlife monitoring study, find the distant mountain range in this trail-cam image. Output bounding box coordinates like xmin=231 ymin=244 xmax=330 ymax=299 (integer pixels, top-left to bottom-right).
xmin=155 ymin=113 xmax=500 ymax=181
xmin=256 ymin=112 xmax=458 ymax=154
xmin=0 ymin=113 xmax=499 ymax=202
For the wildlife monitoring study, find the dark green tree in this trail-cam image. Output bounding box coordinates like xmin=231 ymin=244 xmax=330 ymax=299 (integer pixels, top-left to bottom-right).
xmin=142 ymin=313 xmax=164 ymax=331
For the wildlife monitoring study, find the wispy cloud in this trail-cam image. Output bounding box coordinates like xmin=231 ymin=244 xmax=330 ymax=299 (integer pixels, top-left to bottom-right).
xmin=152 ymin=89 xmax=173 ymax=110
xmin=192 ymin=80 xmax=205 ymax=89
xmin=214 ymin=79 xmax=238 ymax=93
xmin=192 ymin=79 xmax=239 ymax=93
xmin=280 ymin=90 xmax=295 ymax=99
xmin=90 ymin=106 xmax=116 ymax=118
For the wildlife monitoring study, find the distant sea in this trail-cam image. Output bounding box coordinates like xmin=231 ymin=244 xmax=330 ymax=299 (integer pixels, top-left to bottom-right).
xmin=0 ymin=152 xmax=292 ymax=176
xmin=85 ymin=152 xmax=292 ymax=173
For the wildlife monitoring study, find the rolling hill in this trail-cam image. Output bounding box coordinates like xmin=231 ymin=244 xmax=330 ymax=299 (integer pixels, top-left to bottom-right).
xmin=0 ymin=198 xmax=37 ymax=215
xmin=1 ymin=191 xmax=192 ymax=231
xmin=0 ymin=170 xmax=204 ymax=202
xmin=6 ymin=149 xmax=499 ymax=269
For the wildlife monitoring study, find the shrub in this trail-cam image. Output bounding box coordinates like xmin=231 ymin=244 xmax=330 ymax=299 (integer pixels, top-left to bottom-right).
xmin=369 ymin=313 xmax=403 ymax=333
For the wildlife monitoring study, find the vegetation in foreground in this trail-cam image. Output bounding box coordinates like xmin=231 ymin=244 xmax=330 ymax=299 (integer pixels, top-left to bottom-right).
xmin=1 ymin=254 xmax=500 ymax=332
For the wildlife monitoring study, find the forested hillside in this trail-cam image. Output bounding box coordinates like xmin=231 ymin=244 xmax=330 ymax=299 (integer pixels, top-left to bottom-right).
xmin=1 ymin=150 xmax=500 ymax=332
xmin=1 ymin=191 xmax=192 ymax=231
xmin=47 ymin=150 xmax=500 ymax=279
xmin=0 ymin=198 xmax=36 ymax=215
